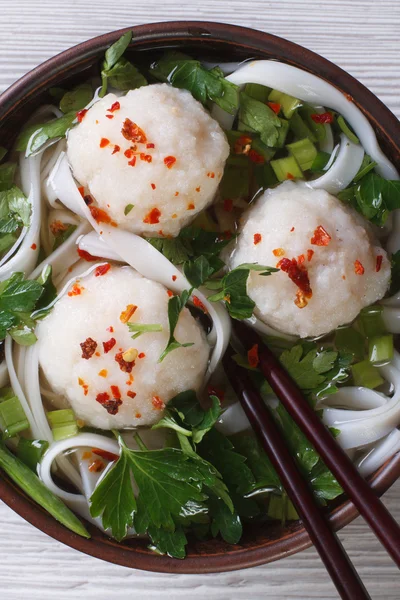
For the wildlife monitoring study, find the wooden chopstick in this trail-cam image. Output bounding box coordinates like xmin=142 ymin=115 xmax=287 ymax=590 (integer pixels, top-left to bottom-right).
xmin=223 ymin=345 xmax=371 ymax=600
xmin=233 ymin=320 xmax=400 ymax=568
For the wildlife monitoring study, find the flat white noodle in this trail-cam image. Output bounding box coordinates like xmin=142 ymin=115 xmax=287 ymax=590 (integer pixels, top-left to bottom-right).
xmin=357 ymin=429 xmax=400 ymax=477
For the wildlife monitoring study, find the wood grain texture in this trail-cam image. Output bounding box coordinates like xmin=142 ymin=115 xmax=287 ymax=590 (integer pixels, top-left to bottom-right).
xmin=0 ymin=1 xmax=399 ymax=598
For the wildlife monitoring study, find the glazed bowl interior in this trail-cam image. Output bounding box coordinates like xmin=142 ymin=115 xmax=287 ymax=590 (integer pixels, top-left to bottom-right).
xmin=0 ymin=21 xmax=400 ymax=574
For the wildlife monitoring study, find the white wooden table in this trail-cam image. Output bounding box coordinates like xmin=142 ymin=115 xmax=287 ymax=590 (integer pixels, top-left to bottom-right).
xmin=0 ymin=1 xmax=399 ymax=598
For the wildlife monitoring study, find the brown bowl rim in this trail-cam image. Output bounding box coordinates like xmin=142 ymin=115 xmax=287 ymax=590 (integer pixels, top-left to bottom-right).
xmin=0 ymin=20 xmax=400 ymax=574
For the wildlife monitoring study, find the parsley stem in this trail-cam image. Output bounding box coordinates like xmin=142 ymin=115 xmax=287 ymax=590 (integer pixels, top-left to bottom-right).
xmin=134 ymin=432 xmax=148 ymax=451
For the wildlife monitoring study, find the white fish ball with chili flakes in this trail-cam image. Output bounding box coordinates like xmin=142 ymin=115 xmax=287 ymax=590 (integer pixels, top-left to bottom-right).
xmin=66 ymin=84 xmax=230 ymax=237
xmin=228 ymin=181 xmax=391 ymax=338
xmin=36 ymin=265 xmax=210 ymax=430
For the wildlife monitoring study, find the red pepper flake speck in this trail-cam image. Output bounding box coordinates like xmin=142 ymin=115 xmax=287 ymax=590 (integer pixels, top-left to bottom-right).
xmin=272 ymin=248 xmax=284 ymax=257
xmin=172 ymin=275 xmax=177 ymax=281
xmin=311 ymin=112 xmax=334 ymax=124
xmin=187 ymin=203 xmax=195 ymax=210
xmin=93 ymin=448 xmax=119 ymax=462
xmin=121 ymin=118 xmax=147 ymax=143
xmin=76 ymin=109 xmax=88 ymax=123
xmin=68 ymin=283 xmax=83 ymax=297
xmin=248 ymin=149 xmax=265 ymax=164
xmin=267 ymin=101 xmax=281 ymax=114
xmin=290 ymin=227 xmax=295 ymax=232
xmin=248 ymin=344 xmax=259 ymax=368
xmin=112 ymin=145 xmax=120 ymax=154
xmin=124 ymin=149 xmax=134 ymax=158
xmin=287 ymin=172 xmax=294 ymax=180
xmin=193 ymin=295 xmax=207 ymax=313
xmin=307 ymin=249 xmax=314 ymax=262
xmin=106 ymin=115 xmax=114 ymax=120
xmin=138 ymin=352 xmax=145 ymax=359
xmin=78 ymin=186 xmax=85 ymax=197
xmin=77 ymin=248 xmax=101 ymax=262
xmin=96 ymin=392 xmax=122 ymax=415
xmin=108 ymin=101 xmax=120 ymax=112
xmin=84 ymin=194 xmax=93 ymax=205
xmin=376 ymin=255 xmax=383 ymax=272
xmin=103 ymin=338 xmax=116 ymax=354
xmin=207 ymin=385 xmax=225 ymax=403
xmin=89 ymin=206 xmax=112 ymax=224
xmin=152 ymin=396 xmax=165 ymax=411
xmin=167 ymin=290 xmax=174 ymax=297
xmin=115 ymin=351 xmax=134 ymax=373
xmin=164 ymin=156 xmax=176 ymax=169
xmin=143 ymin=207 xmax=161 ymax=224
xmin=254 ymin=233 xmax=262 ymax=245
xmin=151 ymin=183 xmax=156 ymax=190
xmin=110 ymin=385 xmax=121 ymax=400
xmin=127 ymin=390 xmax=137 ymax=399
xmin=174 ymin=192 xmax=179 ymax=197
xmin=146 ymin=143 xmax=155 ymax=149
xmin=100 ymin=138 xmax=110 ymax=148
xmin=140 ymin=153 xmax=152 ymax=163
xmin=31 ymin=243 xmax=37 ymax=250
xmin=311 ymin=225 xmax=331 ymax=246
xmin=196 ymin=186 xmax=201 ymax=192
xmin=128 ymin=157 xmax=136 ymax=167
xmin=279 ymin=257 xmax=313 ymax=300
xmin=223 ymin=198 xmax=233 ymax=212
xmin=89 ymin=459 xmax=105 ymax=473
xmin=354 ymin=260 xmax=365 ymax=275
xmin=207 ymin=172 xmax=215 ymax=178
xmin=95 ymin=263 xmax=111 ymax=277
xmin=107 ymin=326 xmax=114 ymax=332
xmin=80 ymin=337 xmax=97 ymax=359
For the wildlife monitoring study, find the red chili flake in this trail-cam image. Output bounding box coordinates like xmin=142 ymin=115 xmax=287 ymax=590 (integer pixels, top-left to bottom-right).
xmin=88 ymin=459 xmax=105 ymax=473
xmin=120 ymin=304 xmax=137 ymax=324
xmin=124 ymin=148 xmax=134 ymax=159
xmin=95 ymin=263 xmax=111 ymax=277
xmin=100 ymin=138 xmax=110 ymax=148
xmin=172 ymin=275 xmax=177 ymax=282
xmin=140 ymin=153 xmax=152 ymax=163
xmin=89 ymin=206 xmax=112 ymax=224
xmin=128 ymin=157 xmax=137 ymax=167
xmin=223 ymin=198 xmax=233 ymax=212
xmin=98 ymin=369 xmax=108 ymax=378
xmin=143 ymin=207 xmax=161 ymax=224
xmin=248 ymin=344 xmax=259 ymax=368
xmin=115 ymin=351 xmax=134 ymax=373
xmin=78 ymin=377 xmax=89 ymax=396
xmin=146 ymin=143 xmax=155 ymax=149
xmin=254 ymin=233 xmax=262 ymax=245
xmin=127 ymin=390 xmax=137 ymax=399
xmin=68 ymin=283 xmax=84 ymax=297
xmin=103 ymin=338 xmax=116 ymax=353
xmin=84 ymin=194 xmax=93 ymax=205
xmin=110 ymin=385 xmax=121 ymax=400
xmin=107 ymin=326 xmax=114 ymax=333
xmin=80 ymin=337 xmax=97 ymax=359
xmin=279 ymin=257 xmax=313 ymax=298
xmin=150 ymin=183 xmax=156 ymax=190
xmin=272 ymin=248 xmax=284 ymax=257
xmin=307 ymin=249 xmax=314 ymax=262
xmin=82 ymin=451 xmax=92 ymax=460
xmin=376 ymin=255 xmax=383 ymax=272
xmin=77 ymin=248 xmax=101 ymax=262
xmin=267 ymin=101 xmax=281 ymax=114
xmin=290 ymin=227 xmax=295 ymax=232
xmin=310 ymin=225 xmax=331 ymax=246
xmin=93 ymin=448 xmax=119 ymax=462
xmin=78 ymin=186 xmax=85 ymax=197
xmin=207 ymin=385 xmax=225 ymax=402
xmin=152 ymin=396 xmax=165 ymax=411
xmin=164 ymin=156 xmax=176 ymax=169
xmin=354 ymin=260 xmax=365 ymax=275
xmin=174 ymin=192 xmax=179 ymax=197
xmin=249 ymin=149 xmax=265 ymax=164
xmin=342 ymin=275 xmax=346 ymax=280
xmin=76 ymin=109 xmax=88 ymax=123
xmin=195 ymin=186 xmax=201 ymax=192
xmin=30 ymin=243 xmax=37 ymax=250
xmin=106 ymin=115 xmax=114 ymax=120
xmin=234 ymin=135 xmax=252 ymax=155
xmin=112 ymin=145 xmax=120 ymax=154
xmin=310 ymin=112 xmax=334 ymax=124
xmin=96 ymin=392 xmax=122 ymax=415
xmin=286 ymin=172 xmax=294 ymax=180
xmin=297 ymin=254 xmax=305 ymax=265
xmin=121 ymin=118 xmax=147 ymax=143
xmin=108 ymin=101 xmax=120 ymax=112
xmin=207 ymin=172 xmax=215 ymax=178
xmin=193 ymin=295 xmax=207 ymax=313
xmin=187 ymin=203 xmax=195 ymax=210
xmin=295 ymin=289 xmax=309 ymax=309
xmin=138 ymin=352 xmax=145 ymax=359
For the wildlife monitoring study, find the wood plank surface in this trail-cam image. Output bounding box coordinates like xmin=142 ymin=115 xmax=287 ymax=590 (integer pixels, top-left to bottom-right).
xmin=0 ymin=1 xmax=399 ymax=598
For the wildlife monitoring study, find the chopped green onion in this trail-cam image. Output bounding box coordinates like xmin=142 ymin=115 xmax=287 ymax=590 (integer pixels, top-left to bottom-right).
xmin=244 ymin=83 xmax=271 ymax=103
xmin=337 ymin=115 xmax=359 ymax=144
xmin=368 ymin=334 xmax=394 ymax=365
xmin=273 ymin=118 xmax=290 ymax=148
xmin=335 ymin=327 xmax=365 ymax=361
xmin=358 ymin=305 xmax=387 ymax=337
xmin=47 ymin=409 xmax=78 ymax=441
xmin=268 ymin=89 xmax=302 ymax=119
xmin=128 ymin=322 xmax=163 ymax=339
xmin=16 ymin=438 xmax=49 ymax=472
xmin=286 ymin=138 xmax=317 ymax=171
xmin=0 ymin=395 xmax=29 ymax=439
xmin=299 ymin=105 xmax=326 ymax=144
xmin=351 ymin=360 xmax=384 ymax=389
xmin=271 ymin=156 xmax=303 ymax=182
xmin=289 ymin=112 xmax=317 ymax=143
xmin=310 ymin=151 xmax=331 ymax=172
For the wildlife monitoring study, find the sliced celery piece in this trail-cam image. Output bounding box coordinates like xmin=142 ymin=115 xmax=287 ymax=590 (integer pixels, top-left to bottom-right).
xmin=251 ymin=137 xmax=276 ymax=161
xmin=289 ymin=112 xmax=317 ymax=143
xmin=299 ymin=105 xmax=326 ymax=144
xmin=358 ymin=305 xmax=387 ymax=337
xmin=267 ymin=493 xmax=285 ymax=520
xmin=335 ymin=327 xmax=365 ymax=361
xmin=47 ymin=409 xmax=78 ymax=441
xmin=255 ymin=162 xmax=279 ymax=189
xmin=220 ymin=158 xmax=250 ymax=199
xmin=310 ymin=151 xmax=331 ymax=172
xmin=271 ymin=156 xmax=303 ymax=182
xmin=17 ymin=438 xmax=49 ymax=472
xmin=286 ymin=138 xmax=317 ymax=171
xmin=337 ymin=115 xmax=359 ymax=144
xmin=273 ymin=118 xmax=290 ymax=148
xmin=368 ymin=334 xmax=394 ymax=365
xmin=0 ymin=396 xmax=29 ymax=439
xmin=244 ymin=82 xmax=271 ymax=103
xmin=268 ymin=89 xmax=302 ymax=119
xmin=351 ymin=360 xmax=384 ymax=389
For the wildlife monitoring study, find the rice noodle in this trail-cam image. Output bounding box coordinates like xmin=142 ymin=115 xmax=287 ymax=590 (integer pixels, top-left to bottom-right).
xmin=357 ymin=428 xmax=400 ymax=477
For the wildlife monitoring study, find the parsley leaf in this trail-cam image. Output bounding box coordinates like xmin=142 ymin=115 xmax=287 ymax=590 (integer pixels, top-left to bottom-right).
xmin=100 ymin=32 xmax=147 ymax=97
xmin=183 ymin=255 xmax=217 ymax=288
xmin=159 ymin=289 xmax=194 ymax=362
xmin=59 ymin=83 xmax=92 ymax=114
xmin=238 ymin=92 xmax=281 ymax=147
xmin=208 ymin=496 xmax=242 ymax=544
xmin=127 ymin=322 xmax=163 ymax=339
xmin=146 ymin=235 xmax=191 ymax=265
xmin=339 ymin=172 xmax=400 ymax=226
xmin=16 ymin=112 xmax=76 ymax=156
xmin=280 ymin=346 xmax=326 ymax=389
